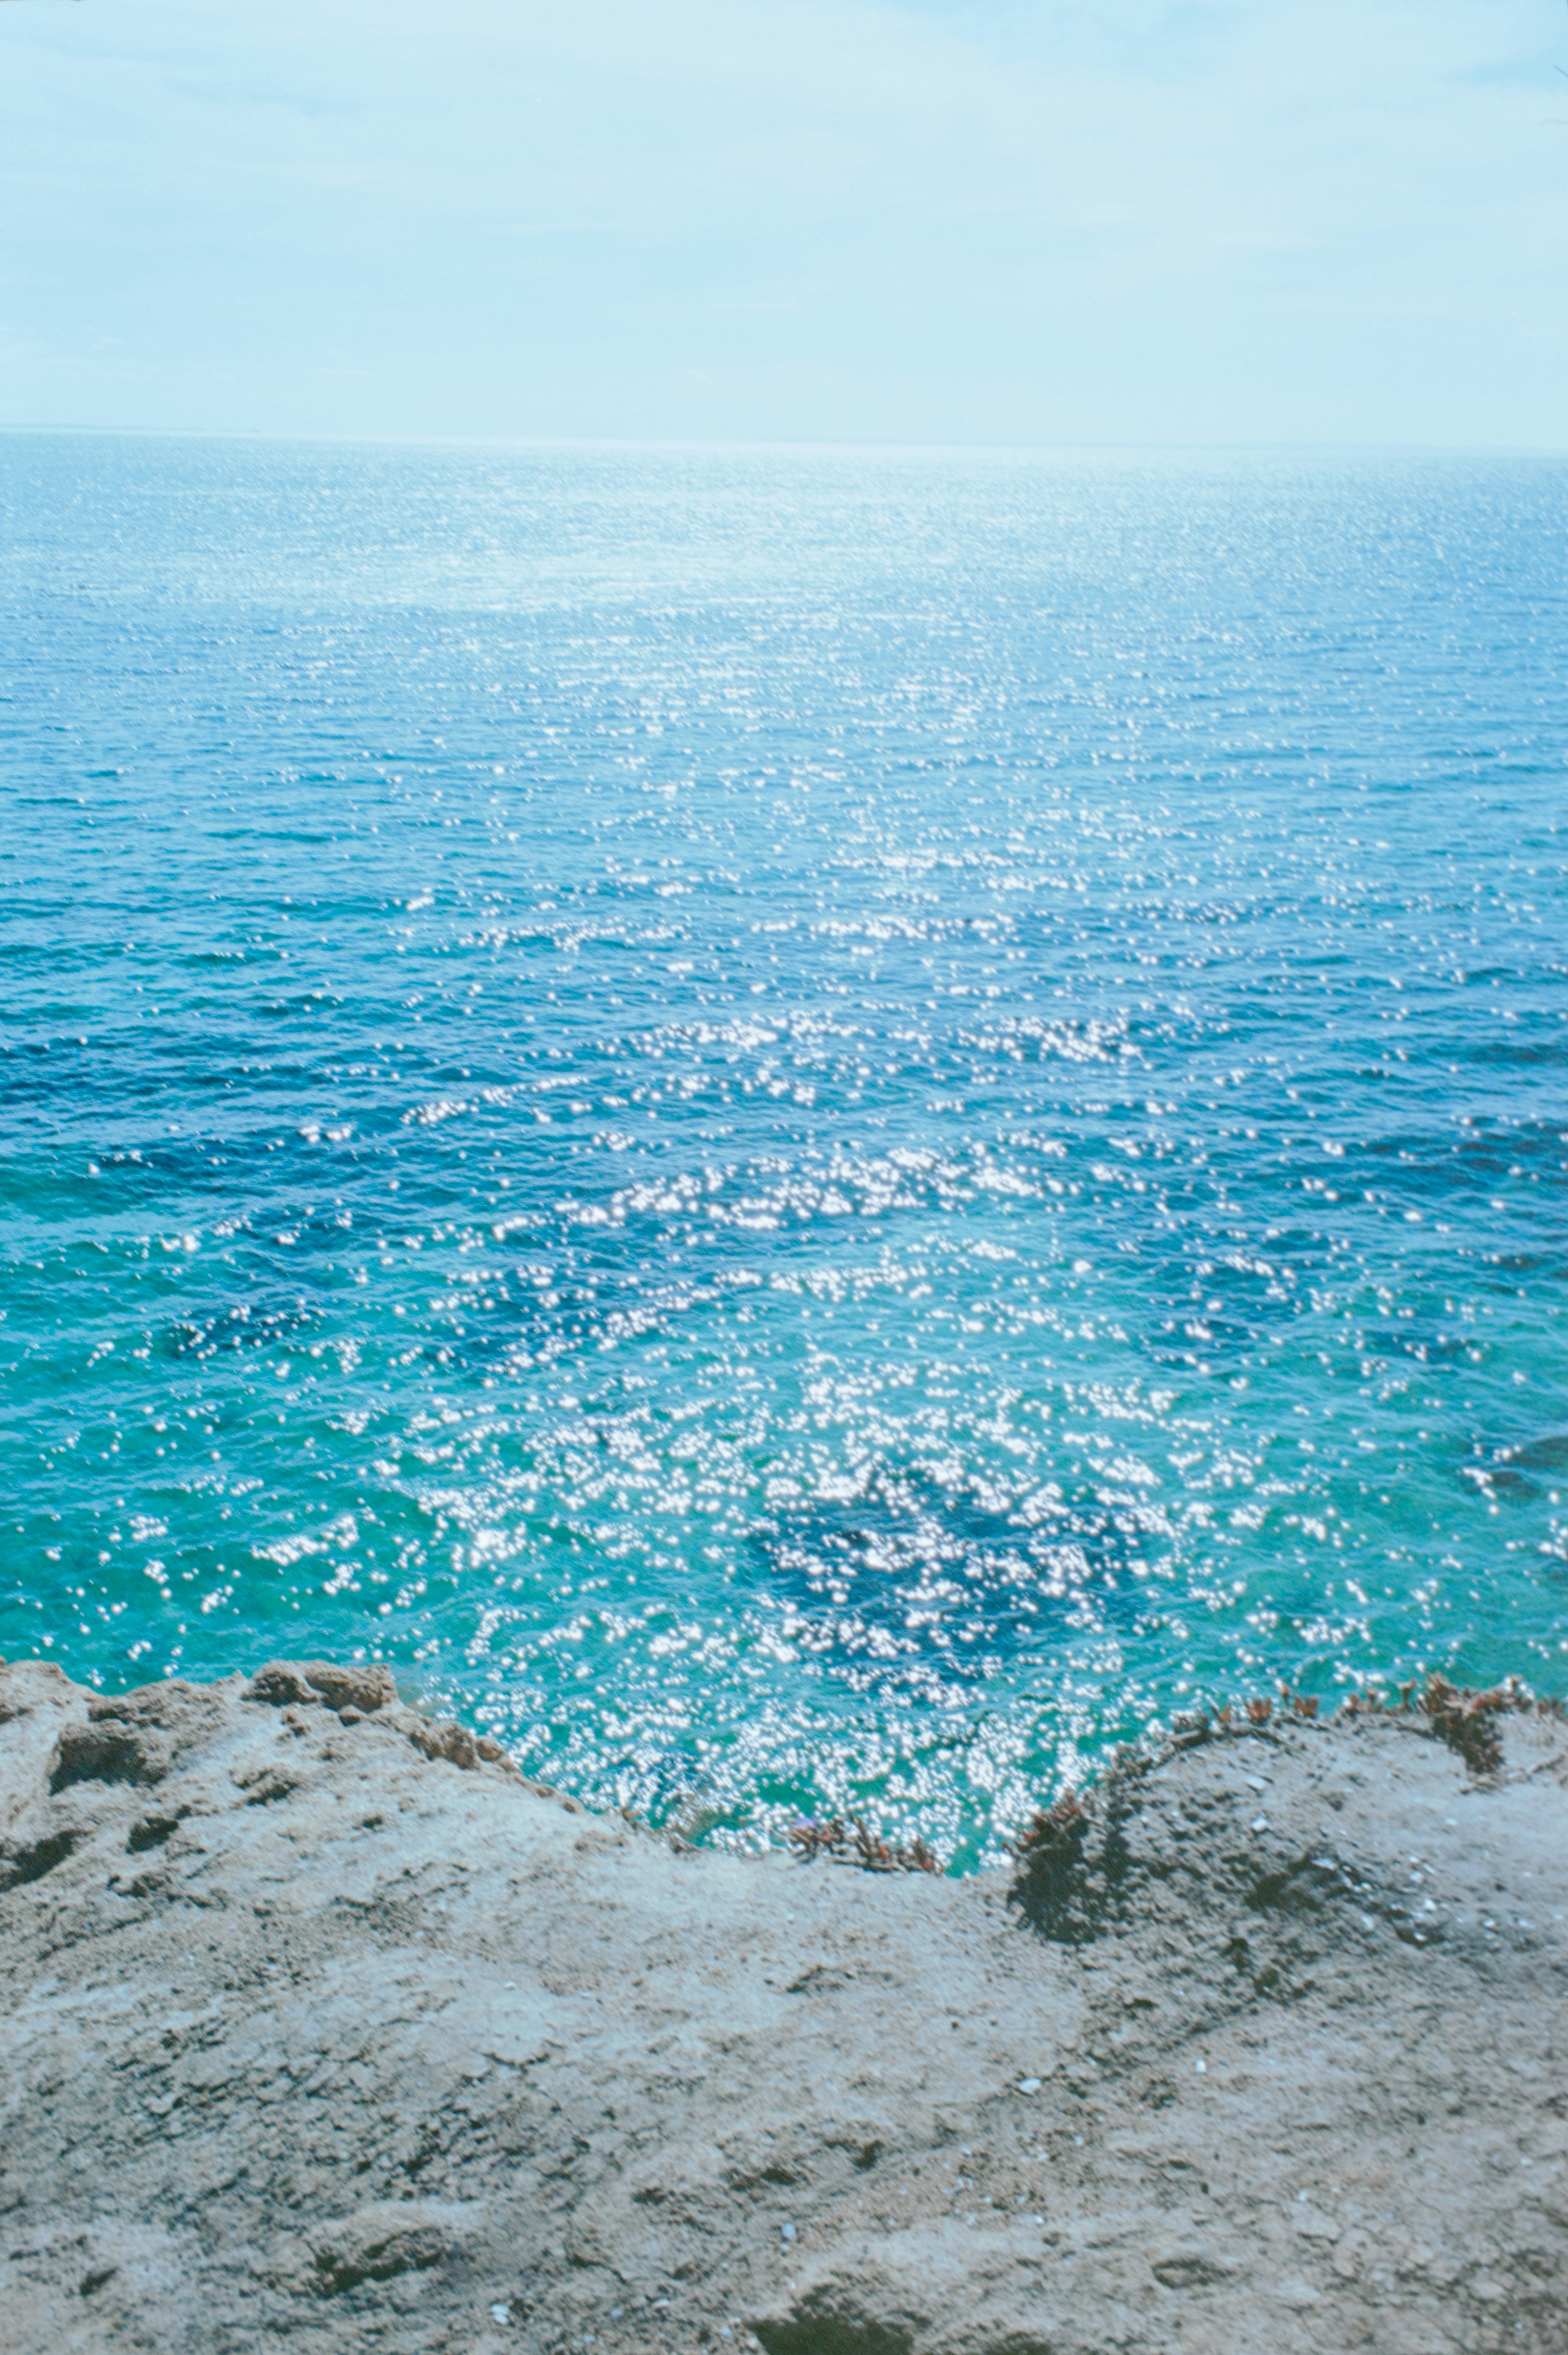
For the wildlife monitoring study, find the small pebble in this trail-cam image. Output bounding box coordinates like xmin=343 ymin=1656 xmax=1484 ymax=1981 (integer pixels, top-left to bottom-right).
xmin=1017 ymin=2076 xmax=1041 ymax=2095
xmin=780 ymin=2222 xmax=795 ymax=2243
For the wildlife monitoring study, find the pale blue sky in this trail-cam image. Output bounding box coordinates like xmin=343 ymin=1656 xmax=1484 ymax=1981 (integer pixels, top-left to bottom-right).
xmin=2 ymin=0 xmax=1565 ymax=444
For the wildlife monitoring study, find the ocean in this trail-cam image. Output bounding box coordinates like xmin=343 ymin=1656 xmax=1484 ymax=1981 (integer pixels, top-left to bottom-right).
xmin=2 ymin=433 xmax=1564 ymax=1862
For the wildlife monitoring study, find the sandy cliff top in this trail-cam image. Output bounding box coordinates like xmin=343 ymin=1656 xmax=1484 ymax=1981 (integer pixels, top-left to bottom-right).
xmin=2 ymin=1657 xmax=1565 ymax=2355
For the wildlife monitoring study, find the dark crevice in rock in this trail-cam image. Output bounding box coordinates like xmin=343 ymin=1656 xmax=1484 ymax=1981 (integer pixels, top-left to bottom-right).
xmin=0 ymin=1828 xmax=85 ymax=1892
xmin=127 ymin=1813 xmax=185 ymax=1854
xmin=313 ymin=2225 xmax=448 ymax=2295
xmin=753 ymin=2310 xmax=917 ymax=2355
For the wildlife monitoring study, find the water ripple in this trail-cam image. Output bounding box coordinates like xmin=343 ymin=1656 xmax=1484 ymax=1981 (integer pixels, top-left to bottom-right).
xmin=2 ymin=437 xmax=1565 ymax=1861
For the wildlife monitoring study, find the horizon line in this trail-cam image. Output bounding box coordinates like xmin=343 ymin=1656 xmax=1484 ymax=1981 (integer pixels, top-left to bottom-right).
xmin=2 ymin=423 xmax=1566 ymax=460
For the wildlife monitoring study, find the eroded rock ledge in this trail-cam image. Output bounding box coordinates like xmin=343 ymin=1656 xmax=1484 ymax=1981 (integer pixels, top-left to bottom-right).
xmin=2 ymin=1656 xmax=1565 ymax=2354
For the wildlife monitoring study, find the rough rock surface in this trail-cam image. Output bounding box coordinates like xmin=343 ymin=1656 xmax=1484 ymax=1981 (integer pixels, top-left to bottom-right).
xmin=2 ymin=1658 xmax=1565 ymax=2355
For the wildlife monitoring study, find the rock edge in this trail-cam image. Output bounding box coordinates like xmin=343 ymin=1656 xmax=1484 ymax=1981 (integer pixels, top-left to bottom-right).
xmin=2 ymin=1657 xmax=1566 ymax=2355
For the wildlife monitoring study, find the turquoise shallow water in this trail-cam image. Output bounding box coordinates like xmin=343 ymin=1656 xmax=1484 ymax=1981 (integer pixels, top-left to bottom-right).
xmin=2 ymin=434 xmax=1566 ymax=1860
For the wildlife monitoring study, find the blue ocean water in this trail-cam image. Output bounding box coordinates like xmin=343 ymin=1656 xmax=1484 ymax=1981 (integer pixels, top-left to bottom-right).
xmin=2 ymin=433 xmax=1565 ymax=1861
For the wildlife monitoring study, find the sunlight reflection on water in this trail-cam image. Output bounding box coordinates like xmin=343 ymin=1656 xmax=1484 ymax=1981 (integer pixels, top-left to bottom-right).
xmin=2 ymin=437 xmax=1566 ymax=1860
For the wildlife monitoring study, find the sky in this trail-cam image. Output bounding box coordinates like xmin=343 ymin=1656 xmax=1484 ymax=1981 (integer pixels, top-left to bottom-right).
xmin=1 ymin=0 xmax=1566 ymax=446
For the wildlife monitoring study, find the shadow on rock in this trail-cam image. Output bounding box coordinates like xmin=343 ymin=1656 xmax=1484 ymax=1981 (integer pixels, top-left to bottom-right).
xmin=1004 ymin=1753 xmax=1146 ymax=1943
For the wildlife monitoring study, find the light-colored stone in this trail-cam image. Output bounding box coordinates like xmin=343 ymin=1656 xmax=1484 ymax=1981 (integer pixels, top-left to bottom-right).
xmin=1 ymin=1658 xmax=1564 ymax=2354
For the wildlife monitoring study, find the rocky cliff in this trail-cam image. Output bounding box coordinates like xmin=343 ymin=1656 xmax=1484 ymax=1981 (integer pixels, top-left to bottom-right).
xmin=2 ymin=1656 xmax=1565 ymax=2353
